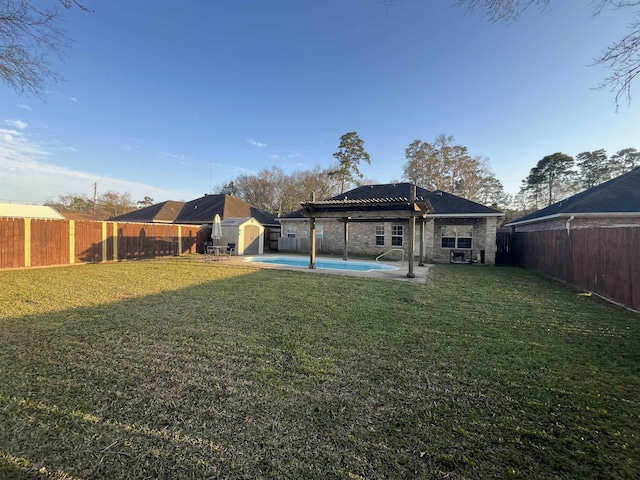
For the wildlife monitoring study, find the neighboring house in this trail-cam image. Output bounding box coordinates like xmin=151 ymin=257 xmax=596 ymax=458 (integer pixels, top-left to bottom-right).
xmin=279 ymin=183 xmax=504 ymax=264
xmin=110 ymin=194 xmax=280 ymax=252
xmin=110 ymin=194 xmax=278 ymax=227
xmin=0 ymin=203 xmax=65 ymax=220
xmin=109 ymin=200 xmax=186 ymax=224
xmin=507 ymin=167 xmax=640 ymax=232
xmin=506 ymin=167 xmax=640 ymax=312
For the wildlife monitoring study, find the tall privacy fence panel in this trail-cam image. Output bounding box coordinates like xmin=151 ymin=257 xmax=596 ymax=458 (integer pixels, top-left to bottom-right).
xmin=498 ymin=227 xmax=640 ymax=312
xmin=277 ymin=236 xmax=323 ymax=253
xmin=0 ymin=218 xmax=201 ymax=269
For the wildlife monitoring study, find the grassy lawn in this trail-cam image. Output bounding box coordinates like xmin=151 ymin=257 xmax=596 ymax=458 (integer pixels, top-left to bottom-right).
xmin=0 ymin=257 xmax=638 ymax=479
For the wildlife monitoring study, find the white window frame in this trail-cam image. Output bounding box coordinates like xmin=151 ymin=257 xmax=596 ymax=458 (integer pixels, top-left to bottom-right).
xmin=286 ymin=227 xmax=296 ymax=238
xmin=391 ymin=225 xmax=403 ymax=246
xmin=375 ymin=225 xmax=384 ymax=246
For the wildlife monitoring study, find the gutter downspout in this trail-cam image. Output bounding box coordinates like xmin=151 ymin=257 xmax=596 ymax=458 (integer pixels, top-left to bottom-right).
xmin=565 ymin=215 xmax=575 ymax=237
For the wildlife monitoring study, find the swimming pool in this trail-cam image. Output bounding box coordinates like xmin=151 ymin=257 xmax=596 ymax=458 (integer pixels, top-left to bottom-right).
xmin=243 ymin=255 xmax=399 ymax=272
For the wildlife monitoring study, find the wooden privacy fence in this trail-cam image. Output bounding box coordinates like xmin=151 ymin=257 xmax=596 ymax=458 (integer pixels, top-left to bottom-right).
xmin=507 ymin=227 xmax=640 ymax=312
xmin=0 ymin=218 xmax=201 ymax=269
xmin=277 ymin=236 xmax=323 ymax=253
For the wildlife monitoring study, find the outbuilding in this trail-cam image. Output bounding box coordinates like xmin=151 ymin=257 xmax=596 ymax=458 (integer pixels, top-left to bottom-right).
xmin=220 ymin=217 xmax=264 ymax=255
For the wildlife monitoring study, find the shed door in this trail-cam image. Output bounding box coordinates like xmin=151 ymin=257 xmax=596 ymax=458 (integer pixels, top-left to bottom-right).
xmin=243 ymin=225 xmax=260 ymax=254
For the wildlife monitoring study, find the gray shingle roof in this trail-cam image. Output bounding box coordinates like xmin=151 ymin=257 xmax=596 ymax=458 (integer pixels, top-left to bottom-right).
xmin=281 ymin=182 xmax=502 ymax=218
xmin=110 ymin=195 xmax=279 ymax=226
xmin=509 ymin=167 xmax=640 ymax=225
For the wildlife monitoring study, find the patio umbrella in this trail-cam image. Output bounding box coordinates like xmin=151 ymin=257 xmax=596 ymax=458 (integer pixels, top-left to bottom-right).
xmin=211 ymin=214 xmax=223 ymax=245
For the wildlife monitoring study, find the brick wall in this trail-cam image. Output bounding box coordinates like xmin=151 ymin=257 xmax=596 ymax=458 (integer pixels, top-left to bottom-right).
xmin=431 ymin=217 xmax=497 ymax=264
xmin=280 ymin=216 xmax=499 ymax=264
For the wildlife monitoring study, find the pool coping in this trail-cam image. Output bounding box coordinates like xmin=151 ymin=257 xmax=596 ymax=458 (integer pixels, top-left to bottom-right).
xmin=229 ymin=254 xmax=431 ymax=284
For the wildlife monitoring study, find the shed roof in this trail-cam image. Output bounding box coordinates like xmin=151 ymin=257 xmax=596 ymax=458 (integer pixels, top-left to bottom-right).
xmin=0 ymin=203 xmax=65 ymax=220
xmin=220 ymin=217 xmax=260 ymax=227
xmin=508 ymin=167 xmax=640 ymax=226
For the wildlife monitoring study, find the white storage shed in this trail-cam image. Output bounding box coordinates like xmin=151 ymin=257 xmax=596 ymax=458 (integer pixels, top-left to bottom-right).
xmin=220 ymin=217 xmax=264 ymax=255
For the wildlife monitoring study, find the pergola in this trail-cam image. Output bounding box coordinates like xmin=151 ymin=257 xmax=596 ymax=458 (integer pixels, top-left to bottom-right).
xmin=300 ymin=187 xmax=433 ymax=278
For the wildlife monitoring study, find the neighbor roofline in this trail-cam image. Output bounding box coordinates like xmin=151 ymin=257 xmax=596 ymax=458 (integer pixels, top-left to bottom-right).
xmin=506 ymin=211 xmax=640 ymax=227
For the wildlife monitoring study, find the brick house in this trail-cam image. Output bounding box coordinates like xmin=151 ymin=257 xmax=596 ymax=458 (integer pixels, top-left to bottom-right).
xmin=504 ymin=167 xmax=640 ymax=312
xmin=279 ymin=183 xmax=503 ymax=265
xmin=507 ymin=167 xmax=640 ymax=233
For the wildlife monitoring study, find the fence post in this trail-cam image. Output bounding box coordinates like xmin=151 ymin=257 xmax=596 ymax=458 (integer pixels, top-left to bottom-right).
xmin=178 ymin=225 xmax=182 ymax=255
xmin=69 ymin=220 xmax=75 ymax=264
xmin=102 ymin=222 xmax=108 ymax=262
xmin=24 ymin=218 xmax=31 ymax=267
xmin=112 ymin=223 xmax=118 ymax=261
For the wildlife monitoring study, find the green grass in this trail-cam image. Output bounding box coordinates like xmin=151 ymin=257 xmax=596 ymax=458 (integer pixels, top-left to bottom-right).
xmin=0 ymin=257 xmax=638 ymax=479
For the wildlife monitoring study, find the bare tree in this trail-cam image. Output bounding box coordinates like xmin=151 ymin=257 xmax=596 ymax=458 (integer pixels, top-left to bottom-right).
xmin=97 ymin=190 xmax=136 ymax=218
xmin=0 ymin=0 xmax=92 ymax=96
xmin=45 ymin=193 xmax=93 ymax=213
xmin=454 ymin=0 xmax=640 ymax=107
xmin=46 ymin=189 xmax=137 ymax=218
xmin=402 ymin=134 xmax=506 ymax=205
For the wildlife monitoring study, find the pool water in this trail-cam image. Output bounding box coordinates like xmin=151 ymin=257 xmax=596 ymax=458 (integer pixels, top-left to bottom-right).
xmin=243 ymin=255 xmax=398 ymax=272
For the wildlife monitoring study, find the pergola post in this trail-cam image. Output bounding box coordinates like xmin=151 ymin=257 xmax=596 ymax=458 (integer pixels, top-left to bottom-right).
xmin=407 ymin=185 xmax=416 ymax=278
xmin=309 ymin=192 xmax=316 ymax=269
xmin=309 ymin=216 xmax=316 ymax=269
xmin=418 ymin=217 xmax=425 ymax=266
xmin=343 ymin=218 xmax=349 ymax=261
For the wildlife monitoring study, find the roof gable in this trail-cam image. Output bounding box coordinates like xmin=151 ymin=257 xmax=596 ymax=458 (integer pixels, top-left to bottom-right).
xmin=510 ymin=167 xmax=640 ymax=225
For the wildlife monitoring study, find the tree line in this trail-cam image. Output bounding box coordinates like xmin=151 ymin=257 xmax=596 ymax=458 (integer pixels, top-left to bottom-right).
xmin=44 ymin=133 xmax=638 ymax=223
xmin=516 ymin=147 xmax=639 ymax=211
xmin=45 ymin=192 xmax=154 ymax=219
xmin=219 ymin=132 xmax=509 ymax=215
xmin=218 ymin=132 xmax=375 ymax=215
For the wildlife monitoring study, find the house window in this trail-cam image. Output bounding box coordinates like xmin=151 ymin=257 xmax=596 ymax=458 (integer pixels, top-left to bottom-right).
xmin=286 ymin=227 xmax=296 ymax=238
xmin=375 ymin=225 xmax=384 ymax=246
xmin=315 ymin=224 xmax=323 ymax=239
xmin=441 ymin=226 xmax=473 ymax=249
xmin=391 ymin=225 xmax=403 ymax=246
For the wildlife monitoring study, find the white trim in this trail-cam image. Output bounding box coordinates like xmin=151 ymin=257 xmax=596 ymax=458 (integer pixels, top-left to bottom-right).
xmin=281 ymin=213 xmax=503 ymax=221
xmin=427 ymin=213 xmax=503 ymax=218
xmin=506 ymin=211 xmax=640 ymax=227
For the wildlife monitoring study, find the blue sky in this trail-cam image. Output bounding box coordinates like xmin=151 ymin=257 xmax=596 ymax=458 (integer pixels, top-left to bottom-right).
xmin=0 ymin=0 xmax=637 ymax=205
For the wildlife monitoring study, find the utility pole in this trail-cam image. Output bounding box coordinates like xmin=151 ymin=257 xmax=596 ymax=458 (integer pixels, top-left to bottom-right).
xmin=93 ymin=183 xmax=97 ymax=216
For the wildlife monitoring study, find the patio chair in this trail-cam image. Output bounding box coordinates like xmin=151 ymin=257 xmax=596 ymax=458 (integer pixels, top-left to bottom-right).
xmin=227 ymin=243 xmax=236 ymax=256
